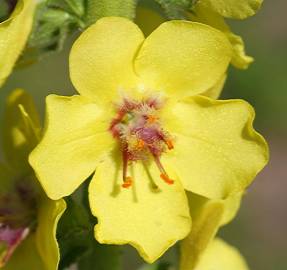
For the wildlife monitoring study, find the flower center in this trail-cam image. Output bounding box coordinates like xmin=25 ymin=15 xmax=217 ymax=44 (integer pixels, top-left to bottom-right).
xmin=109 ymin=96 xmax=174 ymax=188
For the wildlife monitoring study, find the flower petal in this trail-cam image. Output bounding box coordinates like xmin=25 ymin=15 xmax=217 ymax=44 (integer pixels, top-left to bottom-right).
xmin=180 ymin=191 xmax=244 ymax=270
xmin=89 ymin=153 xmax=191 ymax=263
xmin=202 ymin=73 xmax=227 ymax=99
xmin=3 ymin=235 xmax=44 ymax=270
xmin=29 ymin=95 xmax=114 ymax=199
xmin=228 ymin=32 xmax=254 ymax=69
xmin=3 ymin=89 xmax=41 ymax=174
xmin=135 ymin=21 xmax=232 ymax=98
xmin=35 ymin=197 xmax=66 ymax=270
xmin=69 ymin=17 xmax=144 ymax=103
xmin=0 ymin=0 xmax=36 ymax=87
xmin=198 ymin=0 xmax=262 ymax=19
xmin=190 ymin=4 xmax=253 ymax=70
xmin=180 ymin=193 xmax=224 ymax=270
xmin=163 ymin=96 xmax=269 ymax=199
xmin=193 ymin=238 xmax=249 ymax=270
xmin=220 ymin=192 xmax=242 ymax=226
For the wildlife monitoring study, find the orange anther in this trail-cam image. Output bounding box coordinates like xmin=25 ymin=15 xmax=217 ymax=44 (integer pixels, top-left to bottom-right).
xmin=165 ymin=139 xmax=174 ymax=150
xmin=160 ymin=173 xmax=174 ymax=185
xmin=147 ymin=115 xmax=158 ymax=123
xmin=122 ymin=176 xmax=133 ymax=188
xmin=136 ymin=139 xmax=145 ymax=150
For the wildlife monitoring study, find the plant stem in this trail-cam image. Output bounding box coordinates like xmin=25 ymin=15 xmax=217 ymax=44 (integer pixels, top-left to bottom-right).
xmin=85 ymin=0 xmax=137 ymax=25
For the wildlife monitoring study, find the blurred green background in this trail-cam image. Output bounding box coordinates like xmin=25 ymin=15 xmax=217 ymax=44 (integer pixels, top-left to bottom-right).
xmin=0 ymin=0 xmax=286 ymax=269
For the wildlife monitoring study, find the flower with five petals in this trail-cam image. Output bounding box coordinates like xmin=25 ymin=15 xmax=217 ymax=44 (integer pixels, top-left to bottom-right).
xmin=29 ymin=17 xmax=268 ymax=262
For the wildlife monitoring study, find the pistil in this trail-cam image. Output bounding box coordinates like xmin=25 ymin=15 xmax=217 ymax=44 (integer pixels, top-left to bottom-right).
xmin=151 ymin=152 xmax=174 ymax=185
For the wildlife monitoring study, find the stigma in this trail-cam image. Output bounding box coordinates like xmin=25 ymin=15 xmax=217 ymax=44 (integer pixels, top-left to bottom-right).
xmin=109 ymin=96 xmax=174 ymax=188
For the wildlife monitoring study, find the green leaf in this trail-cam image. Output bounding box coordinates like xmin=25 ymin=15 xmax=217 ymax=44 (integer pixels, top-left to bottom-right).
xmin=64 ymin=0 xmax=85 ymax=17
xmin=22 ymin=0 xmax=86 ymax=62
xmin=28 ymin=4 xmax=74 ymax=47
xmin=57 ymin=197 xmax=92 ymax=269
xmin=78 ymin=242 xmax=122 ymax=270
xmin=47 ymin=0 xmax=85 ymax=17
xmin=41 ymin=9 xmax=72 ymax=23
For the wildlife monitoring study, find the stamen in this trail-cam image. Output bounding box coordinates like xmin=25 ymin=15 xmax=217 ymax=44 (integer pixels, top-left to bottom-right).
xmin=164 ymin=139 xmax=174 ymax=150
xmin=122 ymin=146 xmax=133 ymax=188
xmin=147 ymin=115 xmax=158 ymax=124
xmin=160 ymin=173 xmax=174 ymax=185
xmin=110 ymin=96 xmax=175 ymax=189
xmin=151 ymin=152 xmax=174 ymax=185
xmin=122 ymin=176 xmax=133 ymax=188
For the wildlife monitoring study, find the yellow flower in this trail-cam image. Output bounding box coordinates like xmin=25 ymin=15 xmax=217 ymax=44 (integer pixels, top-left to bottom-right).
xmin=0 ymin=89 xmax=66 ymax=270
xmin=0 ymin=0 xmax=36 ymax=88
xmin=29 ymin=17 xmax=268 ymax=262
xmin=180 ymin=192 xmax=243 ymax=269
xmin=187 ymin=238 xmax=250 ymax=270
xmin=180 ymin=192 xmax=249 ymax=270
xmin=190 ymin=0 xmax=263 ymax=69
